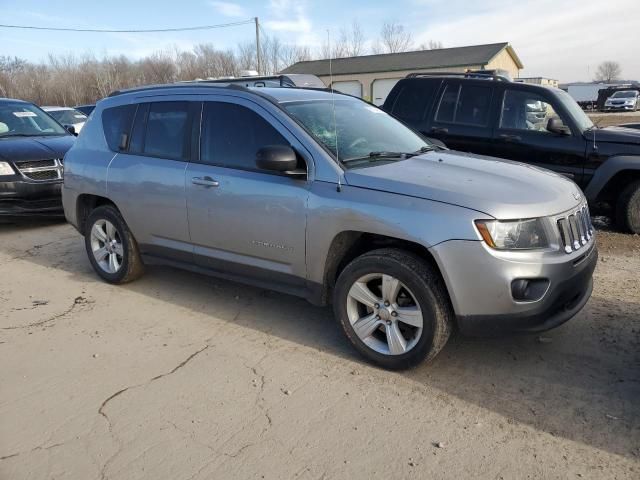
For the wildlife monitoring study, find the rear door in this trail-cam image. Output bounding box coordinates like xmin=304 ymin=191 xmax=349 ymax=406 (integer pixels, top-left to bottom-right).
xmin=106 ymin=100 xmax=195 ymax=262
xmin=491 ymin=87 xmax=587 ymax=182
xmin=427 ymin=80 xmax=496 ymax=156
xmin=185 ymin=98 xmax=310 ymax=291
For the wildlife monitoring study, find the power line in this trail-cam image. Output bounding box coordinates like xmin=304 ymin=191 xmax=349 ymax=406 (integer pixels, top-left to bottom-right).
xmin=0 ymin=19 xmax=255 ymax=34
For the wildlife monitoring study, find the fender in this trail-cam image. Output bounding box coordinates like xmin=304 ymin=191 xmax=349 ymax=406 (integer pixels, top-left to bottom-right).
xmin=584 ymin=155 xmax=640 ymax=202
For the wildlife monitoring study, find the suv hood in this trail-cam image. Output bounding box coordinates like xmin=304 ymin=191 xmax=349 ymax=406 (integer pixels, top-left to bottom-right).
xmin=0 ymin=135 xmax=75 ymax=163
xmin=591 ymin=126 xmax=640 ymax=146
xmin=344 ymin=151 xmax=582 ymax=219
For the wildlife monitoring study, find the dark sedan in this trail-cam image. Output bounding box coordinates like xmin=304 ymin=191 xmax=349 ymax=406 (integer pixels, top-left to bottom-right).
xmin=0 ymin=98 xmax=75 ymax=218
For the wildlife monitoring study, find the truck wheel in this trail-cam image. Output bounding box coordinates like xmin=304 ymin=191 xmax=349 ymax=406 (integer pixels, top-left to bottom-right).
xmin=616 ymin=180 xmax=640 ymax=234
xmin=85 ymin=205 xmax=144 ymax=284
xmin=333 ymin=248 xmax=453 ymax=370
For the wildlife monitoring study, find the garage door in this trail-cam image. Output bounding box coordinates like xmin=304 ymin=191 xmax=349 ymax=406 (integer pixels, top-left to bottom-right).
xmin=372 ymin=78 xmax=401 ymax=106
xmin=331 ymin=80 xmax=363 ymax=98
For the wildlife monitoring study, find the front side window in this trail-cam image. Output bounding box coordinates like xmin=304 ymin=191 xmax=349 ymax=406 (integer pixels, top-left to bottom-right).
xmin=0 ymin=102 xmax=67 ymax=138
xmin=283 ymin=99 xmax=430 ymax=167
xmin=500 ymin=90 xmax=569 ymax=134
xmin=143 ymin=102 xmax=190 ymax=160
xmin=435 ymin=84 xmax=492 ymax=126
xmin=200 ymin=102 xmax=289 ymax=170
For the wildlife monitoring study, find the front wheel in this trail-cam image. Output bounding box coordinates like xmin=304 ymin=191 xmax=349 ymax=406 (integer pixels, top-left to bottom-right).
xmin=616 ymin=180 xmax=640 ymax=234
xmin=85 ymin=205 xmax=144 ymax=284
xmin=333 ymin=248 xmax=453 ymax=370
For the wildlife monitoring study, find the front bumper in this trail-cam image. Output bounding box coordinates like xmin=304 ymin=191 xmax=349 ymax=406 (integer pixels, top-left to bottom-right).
xmin=604 ymin=104 xmax=635 ymax=111
xmin=431 ymin=238 xmax=598 ymax=336
xmin=0 ymin=179 xmax=63 ymax=217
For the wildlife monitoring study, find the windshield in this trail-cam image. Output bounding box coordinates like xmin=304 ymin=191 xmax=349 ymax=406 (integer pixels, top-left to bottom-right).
xmin=282 ymin=99 xmax=430 ymax=167
xmin=612 ymin=90 xmax=637 ymax=98
xmin=47 ymin=109 xmax=87 ymax=125
xmin=0 ymin=102 xmax=67 ymax=138
xmin=554 ymin=89 xmax=594 ymax=132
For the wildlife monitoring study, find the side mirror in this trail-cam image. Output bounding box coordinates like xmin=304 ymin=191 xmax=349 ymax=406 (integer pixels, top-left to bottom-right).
xmin=64 ymin=124 xmax=77 ymax=136
xmin=256 ymin=145 xmax=303 ymax=176
xmin=547 ymin=117 xmax=570 ymax=136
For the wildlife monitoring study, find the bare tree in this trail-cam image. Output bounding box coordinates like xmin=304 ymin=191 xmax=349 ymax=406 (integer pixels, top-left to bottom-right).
xmin=595 ymin=61 xmax=622 ymax=82
xmin=418 ymin=40 xmax=443 ymax=50
xmin=379 ymin=21 xmax=413 ymax=53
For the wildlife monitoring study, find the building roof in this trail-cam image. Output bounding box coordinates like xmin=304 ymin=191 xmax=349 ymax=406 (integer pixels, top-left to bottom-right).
xmin=282 ymin=42 xmax=523 ymax=76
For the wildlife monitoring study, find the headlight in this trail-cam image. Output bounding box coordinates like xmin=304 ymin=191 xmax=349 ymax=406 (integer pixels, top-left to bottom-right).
xmin=0 ymin=161 xmax=15 ymax=176
xmin=475 ymin=218 xmax=549 ymax=250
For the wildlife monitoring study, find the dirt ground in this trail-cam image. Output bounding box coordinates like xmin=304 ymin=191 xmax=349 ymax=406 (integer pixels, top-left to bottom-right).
xmin=588 ymin=111 xmax=640 ymax=128
xmin=1 ymin=220 xmax=638 ymax=480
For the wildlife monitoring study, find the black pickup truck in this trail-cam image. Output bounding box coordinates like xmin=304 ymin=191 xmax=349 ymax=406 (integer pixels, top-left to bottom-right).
xmin=383 ymin=73 xmax=640 ymax=233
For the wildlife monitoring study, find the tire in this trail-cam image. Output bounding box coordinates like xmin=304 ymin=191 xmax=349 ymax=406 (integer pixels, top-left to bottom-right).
xmin=84 ymin=205 xmax=144 ymax=284
xmin=616 ymin=180 xmax=640 ymax=234
xmin=333 ymin=248 xmax=453 ymax=370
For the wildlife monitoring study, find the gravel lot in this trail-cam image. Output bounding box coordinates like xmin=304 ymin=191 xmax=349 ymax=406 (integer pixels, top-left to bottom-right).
xmin=1 ymin=220 xmax=639 ymax=480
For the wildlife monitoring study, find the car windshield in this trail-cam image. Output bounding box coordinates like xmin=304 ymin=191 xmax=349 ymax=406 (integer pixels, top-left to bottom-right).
xmin=0 ymin=102 xmax=67 ymax=138
xmin=612 ymin=91 xmax=637 ymax=98
xmin=47 ymin=109 xmax=87 ymax=125
xmin=554 ymin=89 xmax=594 ymax=132
xmin=282 ymin=99 xmax=431 ymax=167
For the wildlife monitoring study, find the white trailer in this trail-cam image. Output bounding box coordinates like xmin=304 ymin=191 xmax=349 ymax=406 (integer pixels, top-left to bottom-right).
xmin=566 ymin=83 xmax=625 ymax=110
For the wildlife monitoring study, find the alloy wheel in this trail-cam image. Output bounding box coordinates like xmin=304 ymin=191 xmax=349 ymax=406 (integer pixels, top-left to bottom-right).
xmin=90 ymin=219 xmax=123 ymax=274
xmin=346 ymin=273 xmax=424 ymax=355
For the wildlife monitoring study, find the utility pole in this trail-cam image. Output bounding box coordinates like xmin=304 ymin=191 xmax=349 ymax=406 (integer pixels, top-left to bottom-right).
xmin=255 ymin=17 xmax=261 ymax=75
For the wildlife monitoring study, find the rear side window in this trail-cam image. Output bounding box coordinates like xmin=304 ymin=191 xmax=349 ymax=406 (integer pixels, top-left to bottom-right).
xmin=391 ymin=81 xmax=436 ymax=122
xmin=102 ymin=105 xmax=136 ymax=151
xmin=143 ymin=102 xmax=191 ymax=160
xmin=435 ymin=84 xmax=492 ymax=126
xmin=200 ymin=102 xmax=288 ymax=170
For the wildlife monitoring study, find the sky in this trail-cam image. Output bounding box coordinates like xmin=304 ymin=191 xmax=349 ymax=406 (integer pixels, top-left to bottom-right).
xmin=1 ymin=0 xmax=639 ymax=82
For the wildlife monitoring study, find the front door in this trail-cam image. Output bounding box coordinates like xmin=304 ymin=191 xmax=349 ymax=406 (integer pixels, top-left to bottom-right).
xmin=492 ymin=88 xmax=587 ymax=183
xmin=186 ymin=99 xmax=310 ymax=292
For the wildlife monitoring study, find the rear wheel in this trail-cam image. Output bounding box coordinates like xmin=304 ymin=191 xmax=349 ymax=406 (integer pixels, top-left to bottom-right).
xmin=333 ymin=248 xmax=453 ymax=370
xmin=616 ymin=181 xmax=640 ymax=234
xmin=85 ymin=205 xmax=144 ymax=284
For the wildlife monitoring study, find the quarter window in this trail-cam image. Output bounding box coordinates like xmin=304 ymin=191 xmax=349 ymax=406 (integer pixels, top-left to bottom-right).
xmin=500 ymin=90 xmax=567 ymax=134
xmin=142 ymin=102 xmax=190 ymax=160
xmin=200 ymin=102 xmax=289 ymax=170
xmin=435 ymin=84 xmax=492 ymax=126
xmin=102 ymin=104 xmax=136 ymax=152
xmin=391 ymin=81 xmax=436 ymax=122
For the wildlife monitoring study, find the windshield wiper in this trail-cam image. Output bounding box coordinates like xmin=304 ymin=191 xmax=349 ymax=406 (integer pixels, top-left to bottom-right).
xmin=342 ymin=151 xmax=408 ymax=164
xmin=342 ymin=147 xmax=435 ymax=164
xmin=0 ymin=133 xmax=34 ymax=138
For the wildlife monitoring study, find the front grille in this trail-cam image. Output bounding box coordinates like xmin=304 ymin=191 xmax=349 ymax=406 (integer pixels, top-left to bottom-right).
xmin=557 ymin=204 xmax=593 ymax=254
xmin=15 ymin=158 xmax=63 ymax=181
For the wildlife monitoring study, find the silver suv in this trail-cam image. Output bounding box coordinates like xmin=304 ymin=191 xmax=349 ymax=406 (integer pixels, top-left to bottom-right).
xmin=62 ymin=84 xmax=597 ymax=369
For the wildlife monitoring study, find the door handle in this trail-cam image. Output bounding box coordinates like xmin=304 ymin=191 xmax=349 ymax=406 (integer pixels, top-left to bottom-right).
xmin=499 ymin=134 xmax=522 ymax=143
xmin=431 ymin=127 xmax=448 ymax=134
xmin=192 ymin=176 xmax=219 ymax=187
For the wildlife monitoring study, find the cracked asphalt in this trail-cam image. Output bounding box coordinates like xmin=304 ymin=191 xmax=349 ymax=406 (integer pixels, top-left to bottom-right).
xmin=1 ymin=220 xmax=639 ymax=479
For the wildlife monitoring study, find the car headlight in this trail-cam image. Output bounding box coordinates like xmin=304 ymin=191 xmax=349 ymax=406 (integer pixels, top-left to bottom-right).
xmin=475 ymin=218 xmax=549 ymax=250
xmin=0 ymin=161 xmax=15 ymax=176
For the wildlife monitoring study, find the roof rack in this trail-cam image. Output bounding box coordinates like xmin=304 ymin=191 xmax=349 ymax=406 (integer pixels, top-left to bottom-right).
xmin=108 ymin=82 xmax=247 ymax=98
xmin=406 ymin=71 xmax=512 ymax=82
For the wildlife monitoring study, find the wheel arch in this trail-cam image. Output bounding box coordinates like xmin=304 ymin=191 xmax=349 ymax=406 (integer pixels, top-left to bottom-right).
xmin=584 ymin=156 xmax=640 ymax=204
xmin=76 ymin=194 xmax=119 ymax=235
xmin=316 ymin=230 xmax=447 ymax=306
